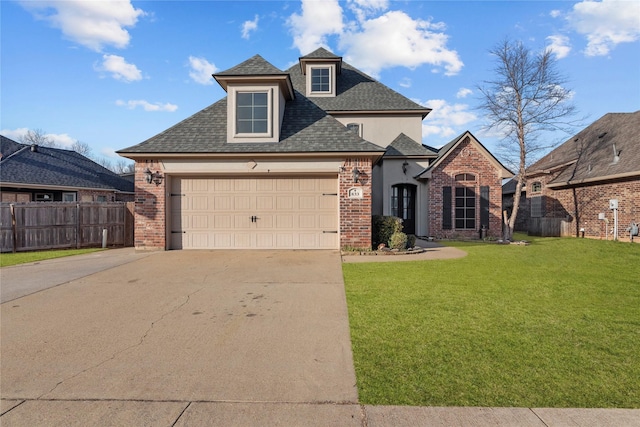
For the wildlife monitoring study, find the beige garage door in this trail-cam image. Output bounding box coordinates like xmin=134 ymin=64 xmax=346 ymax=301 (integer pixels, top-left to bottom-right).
xmin=170 ymin=177 xmax=339 ymax=249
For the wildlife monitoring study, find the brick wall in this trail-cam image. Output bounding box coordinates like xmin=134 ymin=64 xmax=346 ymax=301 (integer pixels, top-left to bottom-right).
xmin=428 ymin=136 xmax=504 ymax=239
xmin=340 ymin=157 xmax=373 ymax=249
xmin=528 ymin=171 xmax=640 ymax=242
xmin=134 ymin=160 xmax=166 ymax=250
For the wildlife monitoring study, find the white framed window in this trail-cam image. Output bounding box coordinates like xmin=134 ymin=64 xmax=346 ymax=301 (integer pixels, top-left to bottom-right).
xmin=305 ymin=64 xmax=336 ymax=97
xmin=311 ymin=67 xmax=330 ymax=93
xmin=236 ymin=91 xmax=269 ymax=134
xmin=227 ymin=85 xmax=279 ymax=143
xmin=62 ymin=192 xmax=77 ymax=202
xmin=346 ymin=123 xmax=362 ymax=136
xmin=531 ymin=181 xmax=542 ymax=193
xmin=35 ymin=193 xmax=53 ymax=202
xmin=96 ymin=195 xmax=108 ymax=203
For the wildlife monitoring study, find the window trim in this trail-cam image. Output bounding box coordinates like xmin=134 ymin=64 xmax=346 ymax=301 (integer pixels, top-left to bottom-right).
xmin=310 ymin=67 xmax=331 ymax=93
xmin=227 ymin=85 xmax=280 ymax=143
xmin=62 ymin=192 xmax=77 ymax=202
xmin=234 ymin=89 xmax=272 ymax=137
xmin=531 ymin=181 xmax=542 ymax=193
xmin=305 ymin=64 xmax=336 ymax=97
xmin=455 ymin=186 xmax=476 ymax=230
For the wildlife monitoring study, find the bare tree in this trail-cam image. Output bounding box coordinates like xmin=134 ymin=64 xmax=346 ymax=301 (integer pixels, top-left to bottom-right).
xmin=18 ymin=128 xmax=57 ymax=148
xmin=477 ymin=39 xmax=578 ymax=240
xmin=71 ymin=140 xmax=93 ymax=157
xmin=112 ymin=159 xmax=135 ymax=174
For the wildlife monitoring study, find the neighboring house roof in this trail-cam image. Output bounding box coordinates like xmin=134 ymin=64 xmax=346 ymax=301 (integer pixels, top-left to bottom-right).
xmin=502 ymin=177 xmax=526 ymax=195
xmin=1 ymin=135 xmax=134 ymax=193
xmin=384 ymin=133 xmax=438 ymax=158
xmin=415 ymin=131 xmax=514 ymax=179
xmin=527 ymin=111 xmax=640 ymax=188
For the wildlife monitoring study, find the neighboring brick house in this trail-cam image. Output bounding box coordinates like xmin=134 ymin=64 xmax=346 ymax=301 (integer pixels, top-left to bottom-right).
xmin=502 ymin=177 xmax=529 ymax=232
xmin=525 ymin=111 xmax=640 ymax=242
xmin=118 ymin=48 xmax=511 ymax=250
xmin=1 ymin=135 xmax=134 ymax=203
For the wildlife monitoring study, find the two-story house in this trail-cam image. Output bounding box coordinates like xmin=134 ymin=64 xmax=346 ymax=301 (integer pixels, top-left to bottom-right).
xmin=118 ymin=48 xmax=511 ymax=250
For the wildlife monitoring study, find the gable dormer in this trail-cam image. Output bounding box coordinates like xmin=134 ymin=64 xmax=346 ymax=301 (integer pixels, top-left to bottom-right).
xmin=214 ymin=55 xmax=294 ymax=143
xmin=299 ymin=47 xmax=342 ymax=98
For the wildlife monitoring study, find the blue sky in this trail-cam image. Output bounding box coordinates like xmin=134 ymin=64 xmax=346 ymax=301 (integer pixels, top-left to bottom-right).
xmin=2 ymin=0 xmax=639 ymax=167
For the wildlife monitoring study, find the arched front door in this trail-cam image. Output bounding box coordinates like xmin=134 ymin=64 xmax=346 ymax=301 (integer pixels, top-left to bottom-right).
xmin=391 ymin=184 xmax=416 ymax=235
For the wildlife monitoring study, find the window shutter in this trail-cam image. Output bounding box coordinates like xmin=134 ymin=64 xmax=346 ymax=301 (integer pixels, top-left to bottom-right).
xmin=480 ymin=186 xmax=490 ymax=229
xmin=442 ymin=186 xmax=452 ymax=229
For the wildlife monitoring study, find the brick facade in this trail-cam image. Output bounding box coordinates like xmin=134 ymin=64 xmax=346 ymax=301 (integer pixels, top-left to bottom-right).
xmin=133 ymin=157 xmax=374 ymax=251
xmin=134 ymin=160 xmax=166 ymax=250
xmin=427 ymin=137 xmax=504 ymax=239
xmin=339 ymin=157 xmax=373 ymax=250
xmin=528 ymin=170 xmax=640 ymax=242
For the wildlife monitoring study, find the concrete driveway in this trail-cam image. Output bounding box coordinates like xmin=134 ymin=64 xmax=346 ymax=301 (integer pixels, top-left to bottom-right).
xmin=1 ymin=250 xmax=358 ymax=423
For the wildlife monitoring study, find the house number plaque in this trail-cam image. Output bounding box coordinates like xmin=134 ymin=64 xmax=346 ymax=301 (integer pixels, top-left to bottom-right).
xmin=347 ymin=187 xmax=363 ymax=199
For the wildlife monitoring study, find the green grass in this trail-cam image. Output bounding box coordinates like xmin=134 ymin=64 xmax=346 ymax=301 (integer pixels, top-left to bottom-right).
xmin=0 ymin=248 xmax=104 ymax=267
xmin=343 ymin=235 xmax=640 ymax=408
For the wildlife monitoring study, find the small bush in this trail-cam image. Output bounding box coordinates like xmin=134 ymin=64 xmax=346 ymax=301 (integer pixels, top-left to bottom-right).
xmin=372 ymin=215 xmax=403 ymax=248
xmin=389 ymin=232 xmax=408 ymax=250
xmin=406 ymin=234 xmax=416 ymax=249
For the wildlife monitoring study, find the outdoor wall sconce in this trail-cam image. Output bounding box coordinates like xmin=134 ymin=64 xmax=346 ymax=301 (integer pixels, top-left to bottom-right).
xmin=402 ymin=160 xmax=409 ymax=174
xmin=144 ymin=168 xmax=164 ymax=186
xmin=353 ymin=168 xmax=361 ymax=183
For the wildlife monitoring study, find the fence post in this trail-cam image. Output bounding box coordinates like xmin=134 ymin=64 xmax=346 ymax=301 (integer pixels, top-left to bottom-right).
xmin=10 ymin=203 xmax=17 ymax=253
xmin=76 ymin=203 xmax=81 ymax=249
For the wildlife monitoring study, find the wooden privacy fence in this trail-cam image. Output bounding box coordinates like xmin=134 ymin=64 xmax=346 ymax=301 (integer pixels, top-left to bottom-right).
xmin=528 ymin=217 xmax=573 ymax=237
xmin=1 ymin=202 xmax=134 ymax=253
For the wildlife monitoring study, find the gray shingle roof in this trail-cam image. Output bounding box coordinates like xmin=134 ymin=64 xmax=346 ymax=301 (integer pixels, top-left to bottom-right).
xmin=300 ymin=47 xmax=341 ymax=59
xmin=384 ymin=133 xmax=438 ymax=157
xmin=287 ymin=61 xmax=429 ymax=113
xmin=118 ymin=93 xmax=384 ymax=154
xmin=214 ymin=54 xmax=286 ymax=76
xmin=1 ymin=135 xmax=134 ymax=193
xmin=119 ymin=48 xmax=428 ymax=155
xmin=527 ymin=111 xmax=640 ymax=185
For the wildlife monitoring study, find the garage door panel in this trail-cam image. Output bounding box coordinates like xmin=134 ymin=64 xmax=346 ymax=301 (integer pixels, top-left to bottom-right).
xmin=171 ymin=177 xmax=338 ymax=249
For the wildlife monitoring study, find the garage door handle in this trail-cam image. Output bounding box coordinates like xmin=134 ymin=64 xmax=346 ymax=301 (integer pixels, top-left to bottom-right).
xmin=251 ymin=216 xmax=260 ymax=222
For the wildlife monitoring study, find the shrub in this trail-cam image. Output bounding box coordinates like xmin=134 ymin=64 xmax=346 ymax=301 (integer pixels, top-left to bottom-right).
xmin=372 ymin=215 xmax=403 ymax=248
xmin=389 ymin=232 xmax=408 ymax=250
xmin=406 ymin=234 xmax=416 ymax=249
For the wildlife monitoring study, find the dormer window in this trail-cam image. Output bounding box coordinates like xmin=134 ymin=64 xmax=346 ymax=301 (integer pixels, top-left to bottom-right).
xmin=237 ymin=92 xmax=269 ymax=134
xmin=304 ymin=63 xmax=337 ymax=97
xmin=311 ymin=68 xmax=331 ymax=93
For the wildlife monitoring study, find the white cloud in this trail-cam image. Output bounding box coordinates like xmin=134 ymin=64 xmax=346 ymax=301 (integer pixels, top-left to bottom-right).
xmin=398 ymin=77 xmax=412 ymax=88
xmin=416 ymin=99 xmax=477 ymax=143
xmin=286 ymin=1 xmax=462 ymax=77
xmin=456 ymin=88 xmax=472 ymax=98
xmin=287 ymin=0 xmax=344 ymax=54
xmin=567 ymin=0 xmax=640 ymax=56
xmin=19 ymin=0 xmax=145 ymax=52
xmin=0 ymin=127 xmax=76 ymax=148
xmin=188 ymin=56 xmax=218 ymax=85
xmin=116 ymin=100 xmax=178 ymax=112
xmin=546 ymin=34 xmax=572 ymax=59
xmin=339 ymin=10 xmax=463 ymax=77
xmin=97 ymin=54 xmax=142 ymax=82
xmin=550 ymin=9 xmax=562 ymax=18
xmin=241 ymin=15 xmax=259 ymax=39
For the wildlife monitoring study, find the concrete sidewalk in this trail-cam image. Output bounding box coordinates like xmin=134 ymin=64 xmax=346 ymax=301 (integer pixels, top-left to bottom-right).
xmin=1 ymin=249 xmax=639 ymax=426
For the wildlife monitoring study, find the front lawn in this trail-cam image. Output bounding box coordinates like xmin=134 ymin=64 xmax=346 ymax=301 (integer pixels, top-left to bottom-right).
xmin=343 ymin=236 xmax=640 ymax=408
xmin=0 ymin=248 xmax=103 ymax=267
